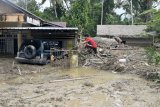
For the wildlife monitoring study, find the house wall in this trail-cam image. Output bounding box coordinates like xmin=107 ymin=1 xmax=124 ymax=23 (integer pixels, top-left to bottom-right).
xmin=26 ymin=16 xmax=40 ymax=26
xmin=0 ymin=30 xmax=33 ymax=56
xmin=0 ymin=14 xmax=24 ymax=22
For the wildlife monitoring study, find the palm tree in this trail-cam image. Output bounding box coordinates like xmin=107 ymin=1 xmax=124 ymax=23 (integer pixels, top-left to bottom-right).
xmin=41 ymin=0 xmax=70 ymax=18
xmin=116 ymin=0 xmax=158 ymax=23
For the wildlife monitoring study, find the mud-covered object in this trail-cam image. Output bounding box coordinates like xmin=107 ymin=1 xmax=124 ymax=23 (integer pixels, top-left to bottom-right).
xmin=24 ymin=45 xmax=36 ymax=59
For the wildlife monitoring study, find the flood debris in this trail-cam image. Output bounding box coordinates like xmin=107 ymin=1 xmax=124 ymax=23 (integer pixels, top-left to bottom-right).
xmin=49 ymin=77 xmax=90 ymax=83
xmin=78 ymin=37 xmax=160 ymax=81
xmin=0 ymin=37 xmax=160 ymax=106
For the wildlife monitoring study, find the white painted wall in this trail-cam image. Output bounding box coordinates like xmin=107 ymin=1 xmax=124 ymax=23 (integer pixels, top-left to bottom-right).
xmin=27 ymin=16 xmax=40 ymax=26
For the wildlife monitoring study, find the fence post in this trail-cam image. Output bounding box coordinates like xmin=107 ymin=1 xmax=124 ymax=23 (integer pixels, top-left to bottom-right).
xmin=70 ymin=50 xmax=78 ymax=68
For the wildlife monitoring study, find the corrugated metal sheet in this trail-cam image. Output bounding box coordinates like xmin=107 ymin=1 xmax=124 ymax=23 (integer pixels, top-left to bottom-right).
xmin=0 ymin=27 xmax=78 ymax=31
xmin=97 ymin=25 xmax=147 ymax=38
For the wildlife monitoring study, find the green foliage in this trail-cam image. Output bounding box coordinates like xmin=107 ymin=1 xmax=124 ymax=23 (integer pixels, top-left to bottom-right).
xmin=41 ymin=0 xmax=66 ymax=20
xmin=62 ymin=0 xmax=95 ymax=35
xmin=105 ymin=13 xmax=120 ymax=24
xmin=15 ymin=0 xmax=160 ymax=35
xmin=117 ymin=0 xmax=158 ymax=24
xmin=62 ymin=0 xmax=121 ymax=35
xmin=145 ymin=47 xmax=160 ymax=65
xmin=102 ymin=0 xmax=115 ymax=24
xmin=16 ymin=0 xmax=44 ymax=18
xmin=41 ymin=4 xmax=66 ymax=21
xmin=41 ymin=7 xmax=56 ymax=21
xmin=146 ymin=10 xmax=160 ymax=33
xmin=141 ymin=8 xmax=160 ymax=47
xmin=17 ymin=0 xmax=40 ymax=13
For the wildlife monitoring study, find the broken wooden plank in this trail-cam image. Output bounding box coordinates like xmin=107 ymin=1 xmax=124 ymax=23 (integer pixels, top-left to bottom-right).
xmin=49 ymin=77 xmax=90 ymax=83
xmin=110 ymin=48 xmax=137 ymax=50
xmin=23 ymin=94 xmax=45 ymax=100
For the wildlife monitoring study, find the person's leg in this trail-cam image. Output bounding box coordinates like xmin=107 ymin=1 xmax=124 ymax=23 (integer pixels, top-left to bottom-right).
xmin=92 ymin=48 xmax=97 ymax=54
xmin=85 ymin=46 xmax=92 ymax=53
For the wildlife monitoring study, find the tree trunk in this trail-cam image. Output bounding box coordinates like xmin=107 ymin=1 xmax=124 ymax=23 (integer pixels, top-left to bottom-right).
xmin=63 ymin=0 xmax=69 ymax=10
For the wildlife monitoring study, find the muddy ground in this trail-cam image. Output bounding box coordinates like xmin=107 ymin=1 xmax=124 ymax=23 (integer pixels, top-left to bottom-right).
xmin=0 ymin=46 xmax=160 ymax=107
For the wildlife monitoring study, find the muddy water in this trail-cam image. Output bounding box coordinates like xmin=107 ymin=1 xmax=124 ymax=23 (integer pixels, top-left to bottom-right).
xmin=0 ymin=67 xmax=160 ymax=107
xmin=7 ymin=67 xmax=139 ymax=84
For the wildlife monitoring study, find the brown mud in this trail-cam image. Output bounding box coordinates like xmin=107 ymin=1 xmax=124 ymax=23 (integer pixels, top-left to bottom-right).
xmin=0 ymin=45 xmax=160 ymax=107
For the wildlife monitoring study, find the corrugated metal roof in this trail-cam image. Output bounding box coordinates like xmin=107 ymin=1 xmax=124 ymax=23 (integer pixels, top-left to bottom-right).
xmin=0 ymin=27 xmax=78 ymax=30
xmin=97 ymin=25 xmax=147 ymax=38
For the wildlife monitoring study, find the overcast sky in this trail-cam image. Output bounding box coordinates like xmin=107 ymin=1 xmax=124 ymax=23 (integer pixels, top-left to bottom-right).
xmin=35 ymin=0 xmax=50 ymax=10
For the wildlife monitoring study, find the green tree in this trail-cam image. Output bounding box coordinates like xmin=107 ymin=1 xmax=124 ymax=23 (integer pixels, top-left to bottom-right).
xmin=144 ymin=9 xmax=160 ymax=33
xmin=41 ymin=0 xmax=68 ymax=19
xmin=102 ymin=0 xmax=115 ymax=24
xmin=117 ymin=0 xmax=158 ymax=24
xmin=41 ymin=5 xmax=66 ymax=21
xmin=62 ymin=0 xmax=121 ymax=35
xmin=16 ymin=0 xmax=43 ymax=17
xmin=63 ymin=0 xmax=95 ymax=35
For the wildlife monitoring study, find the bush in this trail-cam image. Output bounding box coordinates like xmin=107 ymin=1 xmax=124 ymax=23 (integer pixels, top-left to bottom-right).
xmin=145 ymin=47 xmax=160 ymax=65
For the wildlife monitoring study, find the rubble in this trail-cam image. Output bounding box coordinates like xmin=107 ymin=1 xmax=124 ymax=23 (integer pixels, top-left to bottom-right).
xmin=79 ymin=37 xmax=160 ymax=81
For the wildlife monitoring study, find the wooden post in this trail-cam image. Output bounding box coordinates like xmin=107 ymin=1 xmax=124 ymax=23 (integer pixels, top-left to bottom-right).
xmin=70 ymin=50 xmax=78 ymax=68
xmin=50 ymin=48 xmax=55 ymax=66
xmin=17 ymin=31 xmax=22 ymax=50
xmin=67 ymin=39 xmax=79 ymax=68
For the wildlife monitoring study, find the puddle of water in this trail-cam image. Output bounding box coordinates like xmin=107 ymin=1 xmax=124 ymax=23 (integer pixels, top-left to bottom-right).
xmin=60 ymin=67 xmax=142 ymax=84
xmin=3 ymin=67 xmax=143 ymax=85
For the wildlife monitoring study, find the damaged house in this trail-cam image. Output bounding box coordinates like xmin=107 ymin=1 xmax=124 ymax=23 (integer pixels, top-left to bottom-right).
xmin=0 ymin=0 xmax=78 ymax=57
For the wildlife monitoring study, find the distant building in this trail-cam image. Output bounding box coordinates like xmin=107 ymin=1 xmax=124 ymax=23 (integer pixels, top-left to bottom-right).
xmin=97 ymin=25 xmax=152 ymax=46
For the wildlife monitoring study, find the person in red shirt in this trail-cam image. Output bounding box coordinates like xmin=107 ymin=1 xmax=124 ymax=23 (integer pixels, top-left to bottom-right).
xmin=83 ymin=34 xmax=97 ymax=54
